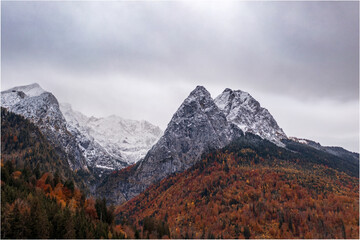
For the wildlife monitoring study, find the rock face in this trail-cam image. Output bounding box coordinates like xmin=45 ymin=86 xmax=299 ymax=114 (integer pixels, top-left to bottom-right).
xmin=98 ymin=86 xmax=244 ymax=203
xmin=60 ymin=103 xmax=163 ymax=170
xmin=135 ymin=86 xmax=241 ymax=186
xmin=1 ymin=83 xmax=87 ymax=171
xmin=215 ymin=88 xmax=287 ymax=146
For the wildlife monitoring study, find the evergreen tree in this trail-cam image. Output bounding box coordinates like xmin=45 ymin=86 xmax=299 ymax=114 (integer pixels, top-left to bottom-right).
xmin=7 ymin=204 xmax=30 ymax=238
xmin=243 ymin=226 xmax=251 ymax=239
xmin=30 ymin=198 xmax=50 ymax=238
xmin=63 ymin=208 xmax=76 ymax=239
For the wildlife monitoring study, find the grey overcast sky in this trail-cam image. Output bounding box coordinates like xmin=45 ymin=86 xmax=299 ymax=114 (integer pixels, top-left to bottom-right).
xmin=1 ymin=1 xmax=359 ymax=152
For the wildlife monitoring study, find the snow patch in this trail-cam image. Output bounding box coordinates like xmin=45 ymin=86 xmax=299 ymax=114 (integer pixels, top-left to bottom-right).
xmin=95 ymin=165 xmax=115 ymax=170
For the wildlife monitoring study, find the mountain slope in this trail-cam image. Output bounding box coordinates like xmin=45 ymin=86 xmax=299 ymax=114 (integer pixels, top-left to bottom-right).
xmin=1 ymin=136 xmax=125 ymax=239
xmin=97 ymin=86 xmax=243 ymax=204
xmin=116 ymin=135 xmax=359 ymax=239
xmin=282 ymin=138 xmax=358 ymax=177
xmin=288 ymin=137 xmax=359 ymax=166
xmin=214 ymin=88 xmax=287 ymax=146
xmin=60 ymin=103 xmax=163 ymax=166
xmin=1 ymin=84 xmax=87 ymax=171
xmin=1 ymin=107 xmax=90 ymax=190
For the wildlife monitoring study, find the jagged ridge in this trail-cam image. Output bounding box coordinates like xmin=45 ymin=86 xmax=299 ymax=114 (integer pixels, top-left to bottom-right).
xmin=60 ymin=103 xmax=163 ymax=167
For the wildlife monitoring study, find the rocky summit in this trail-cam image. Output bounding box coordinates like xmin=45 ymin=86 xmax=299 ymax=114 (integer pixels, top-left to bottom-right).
xmin=97 ymin=86 xmax=245 ymax=204
xmin=135 ymin=86 xmax=242 ymax=187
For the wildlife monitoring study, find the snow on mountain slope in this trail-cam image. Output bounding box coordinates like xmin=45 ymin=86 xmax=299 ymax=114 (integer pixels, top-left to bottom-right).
xmin=60 ymin=103 xmax=163 ymax=165
xmin=215 ymin=88 xmax=287 ymax=146
xmin=1 ymin=83 xmax=87 ymax=171
xmin=59 ymin=103 xmax=128 ymax=173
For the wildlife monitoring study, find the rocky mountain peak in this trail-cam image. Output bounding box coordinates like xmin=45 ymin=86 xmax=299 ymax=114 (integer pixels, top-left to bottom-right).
xmin=171 ymin=85 xmax=221 ymax=125
xmin=5 ymin=82 xmax=45 ymax=96
xmin=188 ymin=85 xmax=211 ymax=98
xmin=102 ymin=86 xmax=243 ymax=203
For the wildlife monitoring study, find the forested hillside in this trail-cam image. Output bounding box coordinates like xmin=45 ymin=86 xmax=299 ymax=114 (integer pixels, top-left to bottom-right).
xmin=116 ymin=137 xmax=359 ymax=239
xmin=1 ymin=108 xmax=126 ymax=239
xmin=1 ymin=161 xmax=125 ymax=239
xmin=1 ymin=108 xmax=91 ymax=190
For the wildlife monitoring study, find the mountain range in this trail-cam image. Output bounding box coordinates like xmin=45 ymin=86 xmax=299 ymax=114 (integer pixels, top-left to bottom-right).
xmin=1 ymin=83 xmax=358 ymax=204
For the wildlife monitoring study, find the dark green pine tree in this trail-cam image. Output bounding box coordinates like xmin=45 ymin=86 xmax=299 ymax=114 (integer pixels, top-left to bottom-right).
xmin=6 ymin=203 xmax=30 ymax=238
xmin=94 ymin=221 xmax=109 ymax=239
xmin=29 ymin=198 xmax=50 ymax=238
xmin=63 ymin=208 xmax=76 ymax=239
xmin=51 ymin=210 xmax=66 ymax=239
xmin=95 ymin=197 xmax=113 ymax=224
xmin=243 ymin=226 xmax=251 ymax=239
xmin=74 ymin=209 xmax=93 ymax=238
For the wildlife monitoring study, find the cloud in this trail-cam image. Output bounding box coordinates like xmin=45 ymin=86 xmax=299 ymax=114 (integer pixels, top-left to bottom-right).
xmin=1 ymin=1 xmax=359 ymax=151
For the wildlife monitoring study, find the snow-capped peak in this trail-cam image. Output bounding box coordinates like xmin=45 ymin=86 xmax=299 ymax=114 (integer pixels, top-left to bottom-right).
xmin=214 ymin=88 xmax=287 ymax=146
xmin=1 ymin=83 xmax=47 ymax=108
xmin=4 ymin=83 xmax=45 ymax=97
